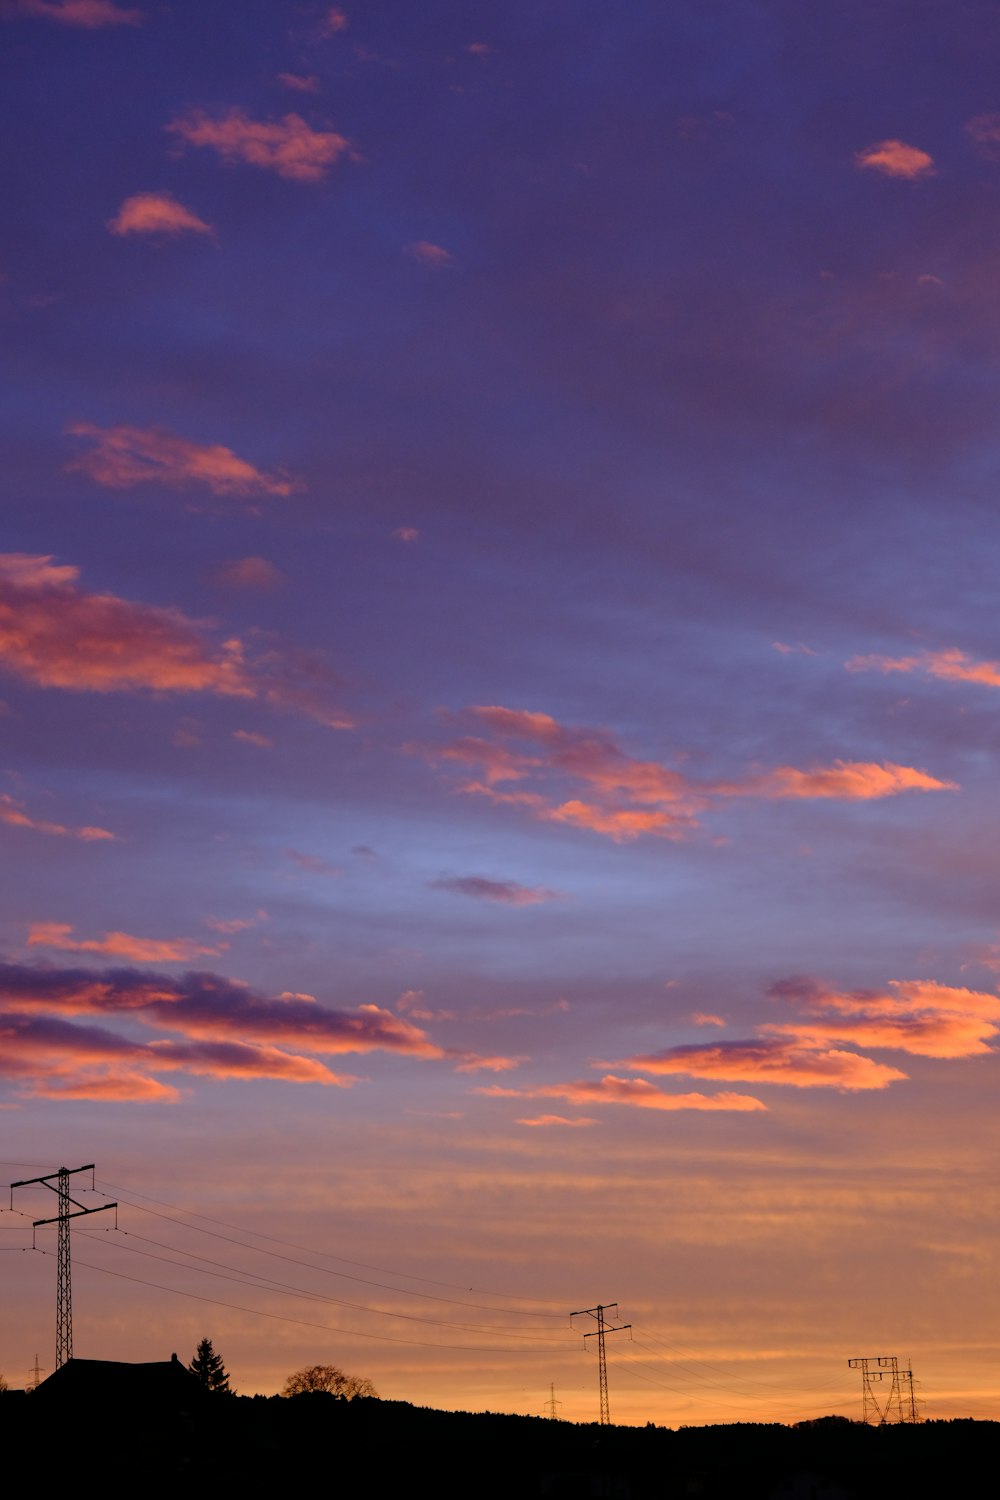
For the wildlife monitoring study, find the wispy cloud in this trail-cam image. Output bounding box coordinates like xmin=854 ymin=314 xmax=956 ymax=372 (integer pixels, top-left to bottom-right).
xmin=478 ymin=1076 xmax=767 ymax=1113
xmin=321 ymin=6 xmax=347 ymax=35
xmin=7 ymin=0 xmax=142 ymax=27
xmin=214 ymin=557 xmax=286 ymax=590
xmin=107 ymin=191 xmax=214 ymax=239
xmin=232 ymin=729 xmax=272 ymax=748
xmin=27 ymin=922 xmax=226 ymax=963
xmin=417 ymin=705 xmax=955 ymax=843
xmin=0 ymin=792 xmax=115 ymax=842
xmin=855 ymin=139 xmax=934 ymax=179
xmin=278 ymin=72 xmax=319 ymax=93
xmin=517 ymin=1114 xmax=596 ymax=1128
xmin=67 ymin=423 xmax=296 ymax=499
xmin=287 ymin=849 xmax=341 ymax=877
xmin=965 ymin=114 xmax=1000 ymax=159
xmin=717 ymin=761 xmax=956 ymax=801
xmin=406 ymin=241 xmax=454 ymax=267
xmin=167 ymin=108 xmax=353 ymax=182
xmin=0 ymin=554 xmax=352 ymax=728
xmin=848 ymin=647 xmax=1000 ymax=691
xmin=430 ymin=875 xmax=559 ymax=905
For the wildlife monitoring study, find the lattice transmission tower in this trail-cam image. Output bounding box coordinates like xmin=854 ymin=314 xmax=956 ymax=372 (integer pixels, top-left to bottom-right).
xmin=848 ymin=1355 xmax=918 ymax=1424
xmin=10 ymin=1164 xmax=116 ymax=1368
xmin=571 ymin=1302 xmax=631 ymax=1425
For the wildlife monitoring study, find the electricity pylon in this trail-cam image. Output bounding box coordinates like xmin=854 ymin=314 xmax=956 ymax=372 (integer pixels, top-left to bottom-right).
xmin=10 ymin=1165 xmax=116 ymax=1367
xmin=848 ymin=1356 xmax=918 ymax=1423
xmin=545 ymin=1382 xmax=562 ymax=1419
xmin=571 ymin=1302 xmax=631 ymax=1425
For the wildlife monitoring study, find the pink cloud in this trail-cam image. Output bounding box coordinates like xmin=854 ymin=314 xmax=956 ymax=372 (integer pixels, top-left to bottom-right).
xmin=9 ymin=0 xmax=141 ymax=26
xmin=107 ymin=191 xmax=214 ymax=239
xmin=430 ymin=875 xmax=559 ymax=905
xmin=478 ymin=1076 xmax=767 ymax=1113
xmin=855 ymin=139 xmax=934 ymax=179
xmin=278 ymin=72 xmax=320 ymax=93
xmin=0 ymin=957 xmax=452 ymax=1102
xmin=517 ymin=1114 xmax=596 ymax=1128
xmin=233 ymin=729 xmax=272 ymax=748
xmin=848 ymin=647 xmax=1000 ymax=690
xmin=466 ymin=42 xmax=491 ymax=57
xmin=772 ymin=641 xmax=817 ymax=656
xmin=0 ymin=554 xmax=352 ymax=727
xmin=418 ymin=705 xmax=954 ymax=843
xmin=321 ymin=6 xmax=348 ymax=34
xmin=287 ymin=848 xmax=341 ymax=877
xmin=406 ymin=241 xmax=454 ymax=267
xmin=167 ymin=108 xmax=353 ymax=182
xmin=691 ymin=1012 xmax=727 ymax=1027
xmin=204 ymin=910 xmax=267 ymax=935
xmin=67 ymin=423 xmax=296 ymax=499
xmin=27 ymin=922 xmax=226 ymax=963
xmin=965 ymin=114 xmax=1000 ymax=159
xmin=0 ymin=1010 xmax=356 ymax=1100
xmin=214 ymin=557 xmax=286 ymax=590
xmin=393 ymin=526 xmax=420 ymax=543
xmin=0 ymin=792 xmax=115 ymax=842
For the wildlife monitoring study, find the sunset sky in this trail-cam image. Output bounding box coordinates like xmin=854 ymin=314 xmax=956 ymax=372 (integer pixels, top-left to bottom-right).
xmin=3 ymin=0 xmax=1000 ymax=1425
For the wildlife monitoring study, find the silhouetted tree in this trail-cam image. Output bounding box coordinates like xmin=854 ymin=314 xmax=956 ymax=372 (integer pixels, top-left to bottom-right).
xmin=189 ymin=1337 xmax=231 ymax=1393
xmin=282 ymin=1363 xmax=377 ymax=1399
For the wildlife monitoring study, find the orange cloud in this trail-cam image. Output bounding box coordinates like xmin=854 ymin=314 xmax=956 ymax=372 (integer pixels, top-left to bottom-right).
xmin=0 ymin=793 xmax=115 ymax=842
xmin=27 ymin=922 xmax=226 ymax=963
xmin=406 ymin=241 xmax=454 ymax=266
xmin=107 ymin=191 xmax=214 ymax=239
xmin=478 ymin=1076 xmax=767 ymax=1112
xmin=419 ymin=705 xmax=954 ymax=843
xmin=451 ymin=1053 xmax=524 ymax=1074
xmin=624 ymin=1039 xmax=906 ymax=1091
xmin=855 ymin=139 xmax=934 ymax=179
xmin=67 ymin=423 xmax=296 ymax=498
xmin=167 ymin=109 xmax=353 ymax=182
xmin=0 ymin=554 xmax=351 ymax=727
xmin=692 ymin=1013 xmax=727 ymax=1027
xmin=204 ymin=910 xmax=267 ymax=935
xmin=768 ymin=976 xmax=1000 ymax=1059
xmin=430 ymin=875 xmax=559 ymax=905
xmin=719 ymin=761 xmax=957 ymax=801
xmin=517 ymin=1114 xmax=596 ymax=1127
xmin=848 ymin=647 xmax=1000 ymax=690
xmin=10 ymin=0 xmax=141 ymax=26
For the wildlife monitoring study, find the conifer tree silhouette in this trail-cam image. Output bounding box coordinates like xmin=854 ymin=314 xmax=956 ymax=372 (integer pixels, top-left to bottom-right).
xmin=189 ymin=1337 xmax=231 ymax=1393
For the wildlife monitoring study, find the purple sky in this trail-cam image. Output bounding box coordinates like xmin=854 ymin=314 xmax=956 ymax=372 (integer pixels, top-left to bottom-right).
xmin=2 ymin=0 xmax=1000 ymax=1423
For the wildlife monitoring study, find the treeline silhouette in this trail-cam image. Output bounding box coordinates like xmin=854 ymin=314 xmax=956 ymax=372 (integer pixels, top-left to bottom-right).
xmin=2 ymin=1356 xmax=998 ymax=1496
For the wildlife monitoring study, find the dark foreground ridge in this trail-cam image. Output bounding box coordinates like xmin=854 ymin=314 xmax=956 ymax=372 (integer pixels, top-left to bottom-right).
xmin=2 ymin=1357 xmax=997 ymax=1496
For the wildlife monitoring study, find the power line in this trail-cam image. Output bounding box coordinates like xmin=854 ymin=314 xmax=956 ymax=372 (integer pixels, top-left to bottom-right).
xmin=34 ymin=1246 xmax=572 ymax=1356
xmin=96 ymin=1179 xmax=569 ymax=1315
xmin=94 ymin=1183 xmax=569 ymax=1320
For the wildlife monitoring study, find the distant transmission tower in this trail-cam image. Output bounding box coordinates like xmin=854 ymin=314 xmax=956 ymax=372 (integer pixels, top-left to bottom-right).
xmin=26 ymin=1354 xmax=45 ymax=1391
xmin=10 ymin=1165 xmax=116 ymax=1367
xmin=571 ymin=1302 xmax=631 ymax=1425
xmin=848 ymin=1356 xmax=918 ymax=1424
xmin=545 ymin=1382 xmax=562 ymax=1419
